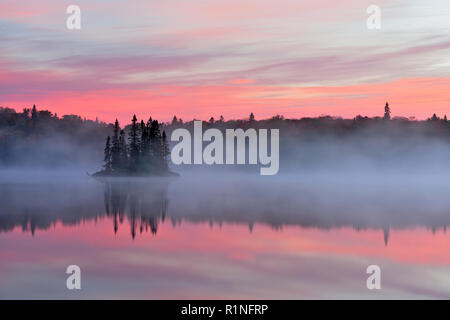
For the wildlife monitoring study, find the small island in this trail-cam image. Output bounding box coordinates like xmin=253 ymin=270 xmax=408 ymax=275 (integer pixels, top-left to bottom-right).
xmin=93 ymin=115 xmax=177 ymax=177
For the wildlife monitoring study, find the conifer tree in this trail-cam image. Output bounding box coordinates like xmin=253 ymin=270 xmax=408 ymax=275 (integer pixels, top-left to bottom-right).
xmin=103 ymin=136 xmax=112 ymax=171
xmin=129 ymin=115 xmax=140 ymax=166
xmin=140 ymin=120 xmax=148 ymax=159
xmin=149 ymin=120 xmax=161 ymax=157
xmin=31 ymin=104 xmax=38 ymax=122
xmin=161 ymin=131 xmax=170 ymax=170
xmin=30 ymin=104 xmax=38 ymax=131
xmin=119 ymin=129 xmax=128 ymax=171
xmin=111 ymin=119 xmax=121 ymax=171
xmin=383 ymin=102 xmax=391 ymax=120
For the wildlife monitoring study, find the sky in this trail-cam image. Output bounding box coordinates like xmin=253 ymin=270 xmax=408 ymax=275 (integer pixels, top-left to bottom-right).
xmin=0 ymin=0 xmax=449 ymax=123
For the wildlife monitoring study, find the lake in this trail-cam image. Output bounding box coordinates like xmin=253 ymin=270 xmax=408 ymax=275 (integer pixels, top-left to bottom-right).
xmin=1 ymin=170 xmax=450 ymax=299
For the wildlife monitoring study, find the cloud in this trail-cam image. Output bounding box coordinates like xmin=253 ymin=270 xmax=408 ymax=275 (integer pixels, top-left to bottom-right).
xmin=0 ymin=0 xmax=449 ymax=122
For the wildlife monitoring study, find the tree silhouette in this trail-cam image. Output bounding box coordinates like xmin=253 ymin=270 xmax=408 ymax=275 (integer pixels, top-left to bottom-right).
xmin=119 ymin=129 xmax=128 ymax=170
xmin=162 ymin=131 xmax=170 ymax=170
xmin=31 ymin=104 xmax=38 ymax=122
xmin=111 ymin=119 xmax=121 ymax=171
xmin=103 ymin=136 xmax=112 ymax=171
xmin=249 ymin=112 xmax=255 ymax=122
xmin=431 ymin=113 xmax=439 ymax=121
xmin=149 ymin=120 xmax=161 ymax=159
xmin=30 ymin=104 xmax=38 ymax=131
xmin=128 ymin=115 xmax=140 ymax=168
xmin=94 ymin=115 xmax=173 ymax=176
xmin=140 ymin=120 xmax=148 ymax=159
xmin=383 ymin=102 xmax=391 ymax=120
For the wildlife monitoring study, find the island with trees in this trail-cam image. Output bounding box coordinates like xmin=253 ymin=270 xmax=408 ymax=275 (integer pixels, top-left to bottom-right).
xmin=93 ymin=115 xmax=175 ymax=177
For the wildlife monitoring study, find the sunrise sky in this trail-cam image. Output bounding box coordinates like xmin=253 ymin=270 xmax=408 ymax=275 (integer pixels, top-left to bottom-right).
xmin=0 ymin=0 xmax=449 ymax=123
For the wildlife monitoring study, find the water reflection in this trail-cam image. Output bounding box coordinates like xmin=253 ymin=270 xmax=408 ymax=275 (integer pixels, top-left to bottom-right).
xmin=103 ymin=179 xmax=168 ymax=238
xmin=2 ymin=173 xmax=450 ymax=299
xmin=1 ymin=173 xmax=450 ymax=246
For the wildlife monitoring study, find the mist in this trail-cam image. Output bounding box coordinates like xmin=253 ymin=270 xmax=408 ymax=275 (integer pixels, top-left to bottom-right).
xmin=2 ymin=108 xmax=450 ymax=241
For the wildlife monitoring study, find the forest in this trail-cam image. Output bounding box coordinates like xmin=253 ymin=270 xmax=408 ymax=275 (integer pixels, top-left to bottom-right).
xmin=1 ymin=103 xmax=450 ymax=173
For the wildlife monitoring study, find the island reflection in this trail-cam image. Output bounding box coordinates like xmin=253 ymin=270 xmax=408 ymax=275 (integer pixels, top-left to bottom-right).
xmin=1 ymin=173 xmax=450 ymax=246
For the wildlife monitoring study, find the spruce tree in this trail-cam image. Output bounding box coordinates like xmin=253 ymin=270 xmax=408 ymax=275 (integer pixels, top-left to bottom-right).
xmin=140 ymin=120 xmax=148 ymax=160
xmin=149 ymin=120 xmax=161 ymax=154
xmin=129 ymin=115 xmax=140 ymax=167
xmin=383 ymin=102 xmax=391 ymax=120
xmin=31 ymin=104 xmax=38 ymax=122
xmin=111 ymin=119 xmax=121 ymax=171
xmin=119 ymin=129 xmax=128 ymax=171
xmin=149 ymin=120 xmax=162 ymax=171
xmin=161 ymin=131 xmax=170 ymax=171
xmin=31 ymin=104 xmax=38 ymax=130
xmin=103 ymin=136 xmax=112 ymax=171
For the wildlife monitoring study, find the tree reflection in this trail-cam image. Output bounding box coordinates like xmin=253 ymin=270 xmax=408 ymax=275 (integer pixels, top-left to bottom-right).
xmin=102 ymin=179 xmax=169 ymax=238
xmin=1 ymin=176 xmax=450 ymax=246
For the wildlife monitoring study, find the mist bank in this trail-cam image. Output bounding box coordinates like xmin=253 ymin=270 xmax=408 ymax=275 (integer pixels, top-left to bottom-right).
xmin=2 ymin=106 xmax=450 ymax=173
xmin=1 ymin=172 xmax=450 ymax=245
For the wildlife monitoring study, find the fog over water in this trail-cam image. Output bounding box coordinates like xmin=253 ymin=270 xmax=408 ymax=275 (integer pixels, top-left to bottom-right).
xmin=2 ymin=124 xmax=450 ymax=299
xmin=1 ymin=168 xmax=450 ymax=299
xmin=1 ymin=166 xmax=450 ymax=239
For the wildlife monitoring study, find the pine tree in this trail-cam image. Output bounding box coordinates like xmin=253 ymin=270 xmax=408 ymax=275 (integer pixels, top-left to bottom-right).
xmin=249 ymin=112 xmax=255 ymax=122
xmin=172 ymin=115 xmax=178 ymax=125
xmin=149 ymin=120 xmax=162 ymax=171
xmin=129 ymin=115 xmax=140 ymax=167
xmin=383 ymin=102 xmax=391 ymax=120
xmin=140 ymin=120 xmax=148 ymax=159
xmin=22 ymin=108 xmax=31 ymax=134
xmin=119 ymin=129 xmax=128 ymax=171
xmin=161 ymin=131 xmax=170 ymax=170
xmin=111 ymin=119 xmax=121 ymax=171
xmin=149 ymin=120 xmax=161 ymax=157
xmin=30 ymin=104 xmax=38 ymax=130
xmin=145 ymin=117 xmax=153 ymax=158
xmin=103 ymin=136 xmax=112 ymax=171
xmin=31 ymin=104 xmax=38 ymax=122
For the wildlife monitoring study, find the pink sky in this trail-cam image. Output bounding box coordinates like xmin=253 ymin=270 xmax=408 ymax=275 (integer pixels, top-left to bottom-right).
xmin=0 ymin=0 xmax=449 ymax=123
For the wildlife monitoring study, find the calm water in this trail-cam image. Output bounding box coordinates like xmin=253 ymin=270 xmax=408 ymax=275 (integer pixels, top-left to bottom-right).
xmin=1 ymin=170 xmax=450 ymax=299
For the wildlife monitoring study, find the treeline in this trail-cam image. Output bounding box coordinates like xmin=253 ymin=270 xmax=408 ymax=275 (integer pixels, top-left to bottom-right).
xmin=0 ymin=105 xmax=111 ymax=167
xmin=2 ymin=102 xmax=450 ymax=170
xmin=98 ymin=115 xmax=171 ymax=176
